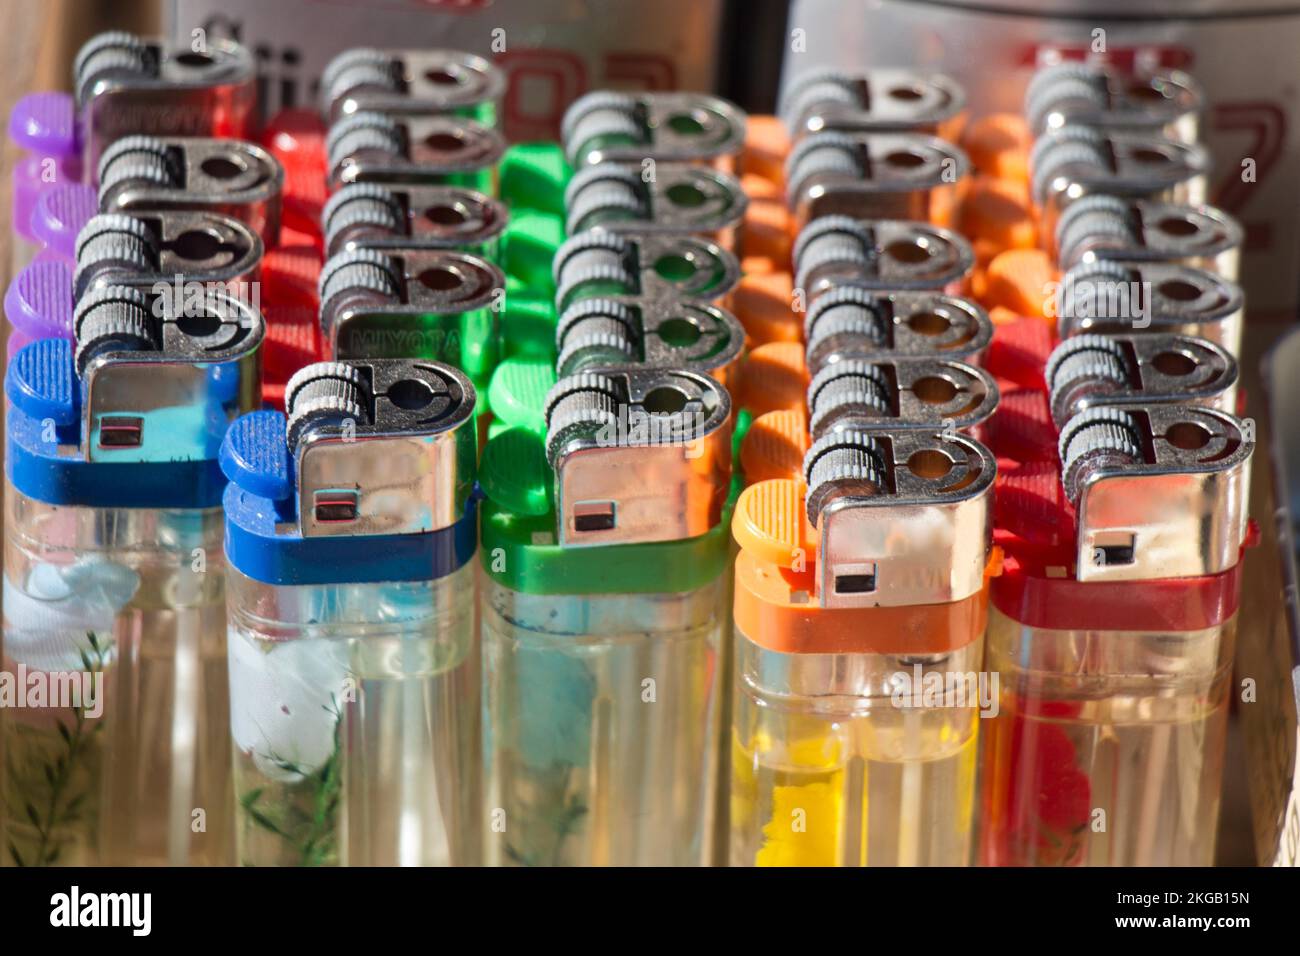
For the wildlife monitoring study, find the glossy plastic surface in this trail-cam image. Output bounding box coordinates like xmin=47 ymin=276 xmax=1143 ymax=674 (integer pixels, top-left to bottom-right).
xmin=2 ymin=485 xmax=231 ymax=866
xmin=225 ymin=562 xmax=479 ymax=866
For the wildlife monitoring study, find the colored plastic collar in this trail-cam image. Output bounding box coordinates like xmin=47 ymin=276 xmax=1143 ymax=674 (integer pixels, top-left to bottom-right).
xmin=221 ymin=409 xmax=477 ymax=586
xmin=6 ymin=338 xmax=230 ymax=509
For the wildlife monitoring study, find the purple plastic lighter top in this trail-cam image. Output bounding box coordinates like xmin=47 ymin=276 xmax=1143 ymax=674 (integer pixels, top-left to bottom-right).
xmin=4 ymin=259 xmax=73 ymax=340
xmin=29 ymin=184 xmax=98 ymax=262
xmin=9 ymin=92 xmax=82 ymax=241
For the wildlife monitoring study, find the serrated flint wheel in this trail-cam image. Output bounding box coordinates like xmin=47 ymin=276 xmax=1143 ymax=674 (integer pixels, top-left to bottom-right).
xmin=285 ymin=362 xmax=373 ymax=450
xmin=1045 ymin=334 xmax=1132 ymax=423
xmin=556 ymin=325 xmax=638 ymax=376
xmin=73 ymin=285 xmax=158 ymax=375
xmin=804 ymin=284 xmax=890 ymax=346
xmin=73 ymin=213 xmax=161 ymax=299
xmin=794 ymin=215 xmax=876 ymax=293
xmin=1058 ymin=406 xmax=1146 ymax=502
xmin=564 ymin=165 xmax=646 ymax=234
xmin=1056 ymin=194 xmax=1135 ymax=263
xmin=562 ymin=91 xmax=643 ymax=164
xmin=803 ymin=429 xmax=888 ymax=524
xmin=553 ymin=231 xmax=637 ymax=305
xmin=1026 ymin=74 xmax=1109 ymax=133
xmin=779 ymin=70 xmax=859 ymax=131
xmin=807 ymin=360 xmax=893 ymax=435
xmin=327 ymin=111 xmax=403 ymax=170
xmin=785 ymin=131 xmax=862 ymax=202
xmin=543 ymin=371 xmax=623 ymax=465
xmin=75 ymin=31 xmax=149 ymax=104
xmin=321 ymin=48 xmax=401 ymax=112
xmin=322 ymin=183 xmax=405 ymax=249
xmin=555 ymin=298 xmax=638 ymax=349
xmin=318 ymin=248 xmax=402 ymax=306
xmin=98 ymin=134 xmax=182 ymax=191
xmin=1031 ymin=130 xmax=1108 ymax=205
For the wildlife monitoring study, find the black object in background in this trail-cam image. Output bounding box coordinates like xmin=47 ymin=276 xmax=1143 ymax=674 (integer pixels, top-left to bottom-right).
xmin=719 ymin=0 xmax=790 ymax=113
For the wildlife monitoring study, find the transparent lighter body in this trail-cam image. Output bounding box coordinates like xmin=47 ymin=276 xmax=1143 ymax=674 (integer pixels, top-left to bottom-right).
xmin=730 ymin=628 xmax=984 ymax=866
xmin=481 ymin=571 xmax=725 ymax=866
xmin=225 ymin=561 xmax=479 ymax=867
xmin=980 ymin=606 xmax=1235 ymax=867
xmin=1 ymin=485 xmax=231 ymax=866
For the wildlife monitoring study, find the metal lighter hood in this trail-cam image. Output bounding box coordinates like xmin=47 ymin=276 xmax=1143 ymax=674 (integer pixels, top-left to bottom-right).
xmin=563 ymin=90 xmax=747 ymax=168
xmin=802 ymin=428 xmax=995 ymax=609
xmin=1059 ymin=403 xmax=1252 ymax=583
xmin=543 ymin=368 xmax=732 ymax=548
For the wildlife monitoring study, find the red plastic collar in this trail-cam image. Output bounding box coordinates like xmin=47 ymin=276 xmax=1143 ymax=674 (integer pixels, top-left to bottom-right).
xmin=990 ymin=548 xmax=1247 ymax=632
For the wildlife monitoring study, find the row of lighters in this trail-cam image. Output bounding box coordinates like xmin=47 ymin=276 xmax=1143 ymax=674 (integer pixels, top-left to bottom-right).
xmin=0 ymin=32 xmax=1252 ymax=867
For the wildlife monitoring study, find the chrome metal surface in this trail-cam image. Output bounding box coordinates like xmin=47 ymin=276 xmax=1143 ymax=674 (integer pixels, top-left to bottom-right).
xmin=328 ymin=111 xmax=505 ymax=188
xmin=1056 ymin=260 xmax=1244 ymax=357
xmin=807 ymin=357 xmax=998 ymax=437
xmin=562 ymin=90 xmax=747 ymax=168
xmin=75 ymin=209 xmax=263 ymax=299
xmin=1031 ymin=128 xmax=1210 ymax=232
xmin=1026 ymin=63 xmax=1202 ymax=142
xmin=317 ymin=246 xmax=503 ymax=360
xmin=1060 ymin=404 xmax=1253 ymax=582
xmin=76 ymin=33 xmax=257 ymax=174
xmin=793 ymin=216 xmax=973 ymax=298
xmin=564 ymin=162 xmax=748 ymax=245
xmin=323 ymin=182 xmax=507 ymax=256
xmin=554 ymin=295 xmax=744 ymax=385
xmin=803 ymin=429 xmax=994 ymax=608
xmin=785 ymin=132 xmax=969 ymax=227
xmin=1046 ymin=332 xmax=1238 ymax=424
xmin=288 ymin=359 xmax=477 ymax=539
xmin=98 ymin=135 xmax=283 ymax=243
xmin=322 ymin=47 xmax=505 ymax=121
xmin=805 ymin=288 xmax=991 ymax=373
xmin=553 ymin=229 xmax=741 ymax=310
xmin=545 ymin=368 xmax=732 ymax=548
xmin=1054 ymin=196 xmax=1241 ymax=279
xmin=780 ymin=69 xmax=966 ymax=140
xmin=78 ymin=284 xmax=264 ymax=463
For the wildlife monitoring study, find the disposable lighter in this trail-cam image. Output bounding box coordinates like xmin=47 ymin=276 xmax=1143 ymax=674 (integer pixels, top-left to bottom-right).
xmin=784 ymin=131 xmax=968 ymax=228
xmin=74 ymin=210 xmax=263 ymax=301
xmin=552 ymin=229 xmax=741 ymax=312
xmin=219 ymin=359 xmax=480 ymax=866
xmin=1045 ymin=332 xmax=1238 ymax=426
xmin=1029 ymin=127 xmax=1209 ymax=240
xmin=2 ymin=283 xmax=263 ymax=866
xmin=326 ymin=110 xmax=505 ymax=193
xmin=479 ymin=368 xmax=733 ymax=866
xmin=1055 ymin=258 xmax=1244 ymax=357
xmin=74 ymin=31 xmax=257 ymax=174
xmin=792 ymin=216 xmax=974 ymax=300
xmin=554 ymin=295 xmax=744 ymax=386
xmin=982 ymin=402 xmax=1252 ymax=866
xmin=322 ymin=182 xmax=508 ymax=259
xmin=729 ymin=428 xmax=996 ymax=866
xmin=804 ymin=286 xmax=992 ymax=374
xmin=564 ymin=162 xmax=748 ymax=248
xmin=316 ymin=246 xmax=503 ymax=385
